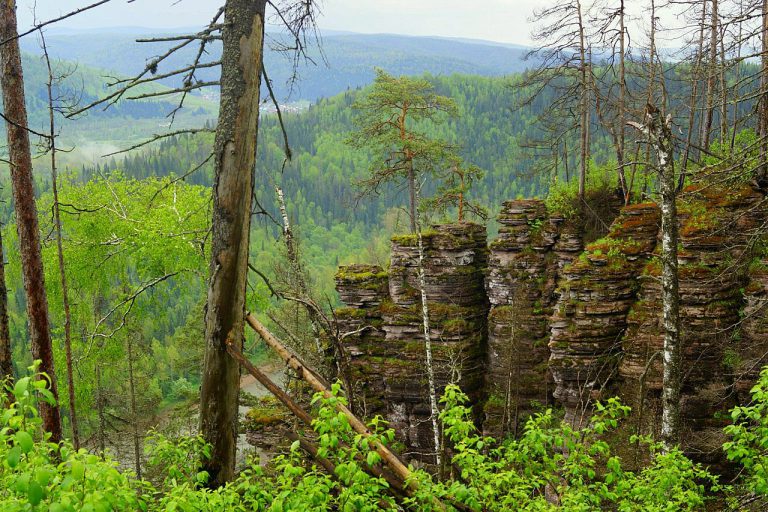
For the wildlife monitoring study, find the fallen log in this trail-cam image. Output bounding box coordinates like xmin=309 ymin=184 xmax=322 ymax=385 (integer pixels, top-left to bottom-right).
xmin=227 ymin=338 xmax=409 ymax=498
xmin=244 ymin=312 xmax=415 ymax=489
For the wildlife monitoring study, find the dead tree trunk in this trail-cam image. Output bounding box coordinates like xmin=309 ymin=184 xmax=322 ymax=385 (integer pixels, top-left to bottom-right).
xmin=199 ymin=0 xmax=266 ymax=487
xmin=127 ymin=335 xmax=142 ymax=480
xmin=629 ymin=105 xmax=682 ymax=449
xmin=0 ymin=229 xmax=11 ymax=382
xmin=760 ymin=0 xmax=768 ymax=183
xmin=679 ymin=2 xmax=708 ymax=189
xmin=700 ymin=0 xmax=718 ymax=150
xmin=577 ymin=0 xmax=588 ymax=203
xmin=0 ymin=0 xmax=62 ymax=442
xmin=41 ymin=30 xmax=79 ymax=449
xmin=617 ymin=0 xmax=628 ymax=204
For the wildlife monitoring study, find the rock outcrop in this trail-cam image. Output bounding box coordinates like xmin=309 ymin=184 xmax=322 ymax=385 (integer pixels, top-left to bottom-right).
xmin=333 ymin=185 xmax=768 ymax=469
xmin=336 ymin=224 xmax=488 ymax=465
xmin=618 ymin=185 xmax=766 ymax=465
xmin=334 ymin=264 xmax=390 ymax=418
xmin=483 ymin=200 xmax=576 ymax=436
xmin=548 ymin=203 xmax=660 ymax=425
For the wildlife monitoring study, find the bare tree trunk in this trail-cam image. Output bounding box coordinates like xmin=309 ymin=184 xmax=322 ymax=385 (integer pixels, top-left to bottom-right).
xmin=127 ymin=335 xmax=142 ymax=479
xmin=630 ymin=106 xmax=682 ymax=448
xmin=0 ymin=0 xmax=62 ymax=442
xmin=96 ymin=363 xmax=106 ymax=456
xmin=199 ymin=0 xmax=266 ymax=487
xmin=719 ymin=25 xmax=727 ymax=145
xmin=630 ymin=0 xmax=658 ymax=191
xmin=41 ymin=31 xmax=79 ymax=449
xmin=680 ymin=2 xmax=708 ymax=188
xmin=700 ymin=0 xmax=718 ymax=150
xmin=577 ymin=0 xmax=588 ymax=203
xmin=0 ymin=229 xmax=12 ymax=382
xmin=413 ymin=183 xmax=441 ymax=469
xmin=760 ymin=0 xmax=768 ymax=182
xmin=617 ymin=0 xmax=628 ymax=204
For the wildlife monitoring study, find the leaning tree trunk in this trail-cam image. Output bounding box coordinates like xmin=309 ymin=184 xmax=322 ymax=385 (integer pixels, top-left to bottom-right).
xmin=0 ymin=0 xmax=62 ymax=442
xmin=630 ymin=106 xmax=682 ymax=449
xmin=199 ymin=0 xmax=266 ymax=487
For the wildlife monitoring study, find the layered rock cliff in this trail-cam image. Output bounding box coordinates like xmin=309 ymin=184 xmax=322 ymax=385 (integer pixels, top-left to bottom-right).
xmin=336 ymin=224 xmax=488 ymax=464
xmin=333 ymin=184 xmax=768 ymax=468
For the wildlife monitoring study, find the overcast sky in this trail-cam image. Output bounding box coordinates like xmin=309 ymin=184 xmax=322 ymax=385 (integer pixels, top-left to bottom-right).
xmin=14 ymin=1 xmax=690 ymax=47
xmin=13 ymin=0 xmax=562 ymax=46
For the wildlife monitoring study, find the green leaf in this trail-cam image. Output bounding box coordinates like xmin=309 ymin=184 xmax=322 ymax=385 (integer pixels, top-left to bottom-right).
xmin=16 ymin=431 xmax=34 ymax=453
xmin=6 ymin=445 xmax=20 ymax=468
xmin=71 ymin=460 xmax=85 ymax=480
xmin=13 ymin=377 xmax=29 ymax=397
xmin=27 ymin=480 xmax=43 ymax=506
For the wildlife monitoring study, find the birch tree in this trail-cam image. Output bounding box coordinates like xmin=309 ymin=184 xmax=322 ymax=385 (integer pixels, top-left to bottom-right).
xmin=629 ymin=104 xmax=682 ymax=448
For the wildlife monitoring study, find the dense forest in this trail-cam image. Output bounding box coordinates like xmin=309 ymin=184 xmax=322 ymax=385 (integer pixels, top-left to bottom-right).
xmin=5 ymin=0 xmax=768 ymax=511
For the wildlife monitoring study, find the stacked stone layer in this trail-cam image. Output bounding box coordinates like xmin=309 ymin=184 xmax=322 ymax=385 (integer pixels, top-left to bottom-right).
xmin=484 ymin=200 xmax=572 ymax=436
xmin=619 ymin=185 xmax=766 ymax=465
xmin=548 ymin=203 xmax=660 ymax=425
xmin=336 ymin=224 xmax=488 ymax=465
xmin=334 ymin=264 xmax=390 ymax=417
xmin=333 ymin=186 xmax=768 ymax=470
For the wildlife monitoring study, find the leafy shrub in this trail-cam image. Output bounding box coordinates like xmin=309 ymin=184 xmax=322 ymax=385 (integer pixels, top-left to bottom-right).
xmin=0 ymin=364 xmax=721 ymax=511
xmin=0 ymin=362 xmax=148 ymax=511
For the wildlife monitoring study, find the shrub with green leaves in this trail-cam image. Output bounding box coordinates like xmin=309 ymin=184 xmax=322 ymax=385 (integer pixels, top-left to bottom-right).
xmin=724 ymin=366 xmax=768 ymax=508
xmin=0 ymin=363 xmax=148 ymax=511
xmin=0 ymin=365 xmax=719 ymax=511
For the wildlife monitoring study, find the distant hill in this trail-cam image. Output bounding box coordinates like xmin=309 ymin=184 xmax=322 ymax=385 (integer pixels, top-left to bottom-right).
xmin=20 ymin=30 xmax=535 ymax=102
xmin=0 ymin=53 xmax=217 ymax=168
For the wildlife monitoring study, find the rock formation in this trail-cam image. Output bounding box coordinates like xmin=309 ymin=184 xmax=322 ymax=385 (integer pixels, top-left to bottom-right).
xmin=336 ymin=223 xmax=488 ymax=465
xmin=331 ymin=185 xmax=768 ymax=469
xmin=548 ymin=203 xmax=660 ymax=426
xmin=483 ymin=199 xmax=577 ymax=437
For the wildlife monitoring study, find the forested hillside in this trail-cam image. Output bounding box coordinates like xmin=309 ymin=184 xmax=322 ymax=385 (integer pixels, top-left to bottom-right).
xmin=0 ymin=53 xmax=216 ymax=167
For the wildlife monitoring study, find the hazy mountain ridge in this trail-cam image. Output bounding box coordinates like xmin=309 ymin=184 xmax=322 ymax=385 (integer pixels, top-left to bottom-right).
xmin=20 ymin=31 xmax=534 ymax=102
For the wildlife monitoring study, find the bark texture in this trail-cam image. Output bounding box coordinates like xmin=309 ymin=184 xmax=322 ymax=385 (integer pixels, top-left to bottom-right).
xmin=0 ymin=229 xmax=12 ymax=381
xmin=633 ymin=106 xmax=682 ymax=448
xmin=0 ymin=0 xmax=62 ymax=442
xmin=413 ymin=186 xmax=441 ymax=469
xmin=199 ymin=0 xmax=266 ymax=487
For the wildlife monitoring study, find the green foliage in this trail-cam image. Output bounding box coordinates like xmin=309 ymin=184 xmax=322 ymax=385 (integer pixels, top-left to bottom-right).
xmin=419 ymin=385 xmax=716 ymax=511
xmin=0 ymin=363 xmax=148 ymax=511
xmin=725 ymin=367 xmax=768 ymax=499
xmin=0 ymin=368 xmax=731 ymax=511
xmin=545 ymin=160 xmax=624 ymax=216
xmin=145 ymin=431 xmax=211 ymax=490
xmin=4 ymin=174 xmax=212 ymax=442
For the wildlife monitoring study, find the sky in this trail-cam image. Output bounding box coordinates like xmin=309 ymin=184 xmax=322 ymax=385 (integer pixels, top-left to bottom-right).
xmin=13 ymin=0 xmax=553 ymax=46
